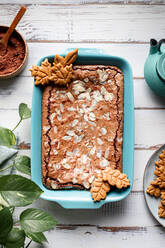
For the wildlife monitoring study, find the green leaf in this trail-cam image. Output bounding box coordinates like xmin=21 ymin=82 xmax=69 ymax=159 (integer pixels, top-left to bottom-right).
xmin=19 ymin=103 xmax=31 ymax=120
xmin=0 ymin=127 xmax=16 ymax=147
xmin=4 ymin=228 xmax=25 ymax=248
xmin=20 ymin=208 xmax=58 ymax=233
xmin=25 ymin=231 xmax=48 ymax=244
xmin=14 ymin=155 xmax=31 ymax=176
xmin=0 ymin=175 xmax=43 ymax=207
xmin=0 ymin=207 xmax=13 ymax=242
xmin=0 ymin=194 xmax=9 ymax=207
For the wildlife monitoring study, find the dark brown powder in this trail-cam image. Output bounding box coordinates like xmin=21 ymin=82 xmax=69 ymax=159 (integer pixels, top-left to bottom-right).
xmin=0 ymin=32 xmax=25 ymax=75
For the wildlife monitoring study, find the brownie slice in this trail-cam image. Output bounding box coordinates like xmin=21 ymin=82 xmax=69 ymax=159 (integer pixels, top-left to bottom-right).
xmin=42 ymin=65 xmax=123 ymax=190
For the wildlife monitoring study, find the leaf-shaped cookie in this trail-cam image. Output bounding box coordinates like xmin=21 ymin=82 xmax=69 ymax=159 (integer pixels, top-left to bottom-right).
xmin=64 ymin=48 xmax=78 ymax=66
xmin=30 ymin=59 xmax=52 ymax=86
xmin=54 ymin=54 xmax=65 ymax=66
xmin=50 ymin=63 xmax=73 ymax=85
xmin=102 ymin=168 xmax=130 ymax=189
xmin=90 ymin=176 xmax=110 ymax=202
xmin=161 ymin=191 xmax=165 ymax=206
xmin=158 ymin=203 xmax=165 ymax=218
xmin=146 ymin=184 xmax=161 ymax=198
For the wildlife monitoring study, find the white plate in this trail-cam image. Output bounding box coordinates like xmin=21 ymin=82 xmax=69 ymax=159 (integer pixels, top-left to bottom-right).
xmin=143 ymin=144 xmax=165 ymax=227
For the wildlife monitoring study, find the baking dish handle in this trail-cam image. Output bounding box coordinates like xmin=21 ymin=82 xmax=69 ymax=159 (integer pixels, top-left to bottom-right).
xmin=64 ymin=47 xmax=106 ymax=56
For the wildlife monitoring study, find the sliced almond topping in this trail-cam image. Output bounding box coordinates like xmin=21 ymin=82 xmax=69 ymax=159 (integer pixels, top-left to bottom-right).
xmin=66 ymin=130 xmax=75 ymax=136
xmin=101 ymin=127 xmax=107 ymax=135
xmin=72 ymin=119 xmax=78 ymax=127
xmin=43 ymin=125 xmax=50 ymax=132
xmin=97 ymin=138 xmax=103 ymax=145
xmin=66 ymin=92 xmax=74 ymax=102
xmin=54 ymin=126 xmax=58 ymax=134
xmin=62 ymin=136 xmax=72 ymax=140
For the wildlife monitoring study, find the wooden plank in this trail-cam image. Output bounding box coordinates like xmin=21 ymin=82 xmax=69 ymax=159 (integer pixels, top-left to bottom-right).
xmin=28 ymin=225 xmax=165 ymax=248
xmin=14 ymin=192 xmax=159 ymax=227
xmin=1 ymin=0 xmax=165 ymax=5
xmin=0 ymin=4 xmax=165 ymax=42
xmin=0 ymin=77 xmax=165 ymax=109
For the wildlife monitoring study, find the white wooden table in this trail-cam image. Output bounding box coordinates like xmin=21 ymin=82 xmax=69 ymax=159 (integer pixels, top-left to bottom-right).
xmin=0 ymin=1 xmax=165 ymax=247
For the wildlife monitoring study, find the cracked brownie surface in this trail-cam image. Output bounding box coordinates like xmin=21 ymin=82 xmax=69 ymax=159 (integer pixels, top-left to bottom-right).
xmin=42 ymin=65 xmax=123 ymax=190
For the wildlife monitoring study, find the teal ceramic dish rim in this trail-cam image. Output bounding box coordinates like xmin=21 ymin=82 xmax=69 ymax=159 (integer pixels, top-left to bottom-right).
xmin=31 ymin=48 xmax=134 ymax=209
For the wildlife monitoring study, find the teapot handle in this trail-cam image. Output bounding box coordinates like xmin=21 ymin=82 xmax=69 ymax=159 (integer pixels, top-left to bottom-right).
xmin=158 ymin=39 xmax=165 ymax=52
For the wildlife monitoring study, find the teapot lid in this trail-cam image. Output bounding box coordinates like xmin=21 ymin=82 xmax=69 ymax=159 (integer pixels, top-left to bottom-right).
xmin=156 ymin=53 xmax=165 ymax=82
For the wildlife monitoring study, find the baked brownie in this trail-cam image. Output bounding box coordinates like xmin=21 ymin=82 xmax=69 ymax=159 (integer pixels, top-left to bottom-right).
xmin=42 ymin=65 xmax=123 ymax=190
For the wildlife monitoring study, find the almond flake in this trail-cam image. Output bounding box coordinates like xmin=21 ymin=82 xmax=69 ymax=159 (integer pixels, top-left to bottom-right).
xmin=57 ymin=113 xmax=62 ymax=121
xmin=100 ymin=158 xmax=109 ymax=168
xmin=60 ymin=103 xmax=64 ymax=112
xmin=80 ymin=154 xmax=89 ymax=163
xmin=74 ymin=134 xmax=84 ymax=143
xmin=43 ymin=126 xmax=50 ymax=132
xmin=73 ymin=80 xmax=85 ymax=86
xmin=101 ymin=86 xmax=107 ymax=95
xmin=73 ymin=81 xmax=86 ymax=93
xmin=84 ymin=78 xmax=89 ymax=82
xmin=105 ymin=148 xmax=110 ymax=159
xmin=104 ymin=92 xmax=114 ymax=101
xmin=96 ymin=148 xmax=102 ymax=158
xmin=101 ymin=127 xmax=107 ymax=135
xmin=97 ymin=69 xmax=108 ymax=83
xmin=50 ymin=113 xmax=55 ymax=123
xmin=66 ymin=151 xmax=73 ymax=157
xmin=51 ymin=182 xmax=58 ymax=189
xmin=54 ymin=126 xmax=58 ymax=134
xmin=62 ymin=136 xmax=72 ymax=141
xmin=86 ymin=88 xmax=91 ymax=93
xmin=104 ymin=113 xmax=110 ymax=120
xmin=117 ymin=138 xmax=123 ymax=143
xmin=88 ymin=175 xmax=95 ymax=184
xmin=57 ymin=141 xmax=60 ymax=149
xmin=78 ymin=92 xmax=91 ymax=101
xmin=90 ymin=147 xmax=96 ymax=155
xmin=73 ymin=148 xmax=79 ymax=154
xmin=72 ymin=177 xmax=78 ymax=184
xmin=63 ymin=163 xmax=71 ymax=169
xmin=81 ymin=173 xmax=89 ymax=180
xmin=51 ymin=139 xmax=57 ymax=145
xmin=66 ymin=92 xmax=74 ymax=102
xmin=68 ymin=107 xmax=76 ymax=111
xmin=53 ymin=164 xmax=61 ymax=170
xmin=66 ymin=130 xmax=75 ymax=136
xmin=53 ymin=149 xmax=58 ymax=155
xmin=84 ymin=114 xmax=88 ymax=121
xmin=97 ymin=138 xmax=103 ymax=145
xmin=72 ymin=119 xmax=78 ymax=127
xmin=89 ymin=112 xmax=95 ymax=121
xmin=83 ymin=181 xmax=90 ymax=189
xmin=92 ymin=90 xmax=103 ymax=102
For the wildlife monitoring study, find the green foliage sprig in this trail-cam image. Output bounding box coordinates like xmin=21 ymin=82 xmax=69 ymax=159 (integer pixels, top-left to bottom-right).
xmin=0 ymin=103 xmax=57 ymax=248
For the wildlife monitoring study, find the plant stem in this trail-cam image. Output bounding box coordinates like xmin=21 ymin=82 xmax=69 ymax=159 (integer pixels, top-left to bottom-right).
xmin=0 ymin=164 xmax=13 ymax=172
xmin=12 ymin=119 xmax=22 ymax=132
xmin=25 ymin=240 xmax=32 ymax=248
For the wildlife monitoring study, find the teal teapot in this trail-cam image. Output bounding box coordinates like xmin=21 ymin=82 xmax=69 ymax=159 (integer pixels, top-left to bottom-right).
xmin=144 ymin=39 xmax=165 ymax=97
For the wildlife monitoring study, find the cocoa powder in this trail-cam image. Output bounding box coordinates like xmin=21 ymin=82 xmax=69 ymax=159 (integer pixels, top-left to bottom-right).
xmin=0 ymin=31 xmax=25 ymax=75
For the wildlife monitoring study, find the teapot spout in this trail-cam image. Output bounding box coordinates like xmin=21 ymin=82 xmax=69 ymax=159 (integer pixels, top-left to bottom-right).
xmin=149 ymin=39 xmax=158 ymax=54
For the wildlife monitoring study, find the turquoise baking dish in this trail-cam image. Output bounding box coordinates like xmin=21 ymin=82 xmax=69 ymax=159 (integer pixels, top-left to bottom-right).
xmin=31 ymin=48 xmax=134 ymax=209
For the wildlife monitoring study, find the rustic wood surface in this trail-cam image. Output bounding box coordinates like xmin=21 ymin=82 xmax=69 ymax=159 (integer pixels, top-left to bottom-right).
xmin=0 ymin=1 xmax=165 ymax=247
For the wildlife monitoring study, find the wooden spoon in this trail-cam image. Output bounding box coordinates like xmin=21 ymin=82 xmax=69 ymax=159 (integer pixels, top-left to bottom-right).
xmin=0 ymin=5 xmax=26 ymax=56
